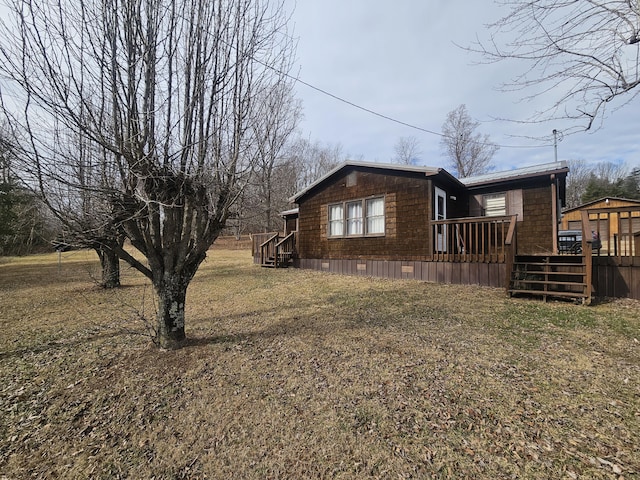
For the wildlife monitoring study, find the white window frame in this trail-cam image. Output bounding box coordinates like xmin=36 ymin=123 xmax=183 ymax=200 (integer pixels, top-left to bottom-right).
xmin=327 ymin=196 xmax=385 ymax=238
xmin=346 ymin=200 xmax=363 ymax=236
xmin=365 ymin=197 xmax=385 ymax=235
xmin=328 ymin=204 xmax=344 ymax=237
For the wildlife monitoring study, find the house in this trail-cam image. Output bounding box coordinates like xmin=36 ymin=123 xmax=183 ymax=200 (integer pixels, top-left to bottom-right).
xmin=254 ymin=161 xmax=640 ymax=302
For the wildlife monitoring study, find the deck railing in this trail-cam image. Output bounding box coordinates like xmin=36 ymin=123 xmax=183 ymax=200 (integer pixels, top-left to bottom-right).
xmin=578 ymin=205 xmax=640 ymax=259
xmin=431 ymin=215 xmax=518 ymax=263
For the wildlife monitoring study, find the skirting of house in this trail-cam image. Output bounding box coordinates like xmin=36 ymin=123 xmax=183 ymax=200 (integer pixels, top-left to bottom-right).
xmin=296 ymin=258 xmax=508 ymax=289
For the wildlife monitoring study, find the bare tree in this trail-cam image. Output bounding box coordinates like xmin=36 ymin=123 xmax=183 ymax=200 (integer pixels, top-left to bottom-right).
xmin=287 ymin=138 xmax=346 ymax=192
xmin=0 ymin=127 xmax=56 ymax=256
xmin=440 ymin=105 xmax=498 ymax=178
xmin=593 ymin=161 xmax=628 ymax=184
xmin=392 ymin=136 xmax=421 ymax=165
xmin=476 ymin=1 xmax=640 ymax=130
xmin=250 ymin=74 xmax=302 ymax=231
xmin=0 ymin=0 xmax=295 ymax=348
xmin=564 ymin=159 xmax=593 ymax=210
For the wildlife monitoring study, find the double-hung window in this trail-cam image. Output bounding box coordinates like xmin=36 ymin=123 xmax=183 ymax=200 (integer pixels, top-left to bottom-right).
xmin=328 ymin=204 xmax=344 ymax=236
xmin=346 ymin=201 xmax=363 ymax=235
xmin=328 ymin=196 xmax=385 ymax=237
xmin=365 ymin=197 xmax=385 ymax=234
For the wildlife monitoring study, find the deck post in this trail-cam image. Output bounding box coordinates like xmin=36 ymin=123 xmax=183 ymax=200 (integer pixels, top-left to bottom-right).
xmin=581 ymin=210 xmax=593 ymax=304
xmin=504 ymin=215 xmax=518 ymax=294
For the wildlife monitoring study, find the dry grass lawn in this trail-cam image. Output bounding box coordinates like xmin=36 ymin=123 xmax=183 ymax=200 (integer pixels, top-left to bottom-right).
xmin=1 ymin=249 xmax=639 ymax=479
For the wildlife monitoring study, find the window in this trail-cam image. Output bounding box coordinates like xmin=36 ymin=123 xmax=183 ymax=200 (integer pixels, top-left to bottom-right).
xmin=328 ymin=196 xmax=385 ymax=237
xmin=328 ymin=204 xmax=344 ymax=236
xmin=346 ymin=201 xmax=363 ymax=235
xmin=483 ymin=193 xmax=506 ymax=217
xmin=366 ymin=197 xmax=385 ymax=234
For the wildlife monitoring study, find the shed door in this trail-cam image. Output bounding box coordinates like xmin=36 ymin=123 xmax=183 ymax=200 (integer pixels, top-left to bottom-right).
xmin=434 ymin=186 xmax=447 ymax=252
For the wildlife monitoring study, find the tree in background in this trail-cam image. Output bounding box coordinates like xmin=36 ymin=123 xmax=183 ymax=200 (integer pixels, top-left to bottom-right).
xmin=250 ymin=73 xmax=302 ymax=232
xmin=0 ymin=0 xmax=296 ymax=348
xmin=230 ymin=137 xmax=348 ymax=235
xmin=0 ymin=131 xmax=54 ymax=255
xmin=287 ymin=138 xmax=347 ymax=193
xmin=440 ymin=105 xmax=498 ymax=178
xmin=40 ymin=127 xmax=126 ymax=288
xmin=582 ymin=167 xmax=640 ymax=203
xmin=392 ymin=136 xmax=421 ymax=165
xmin=478 ymin=1 xmax=640 ymax=130
xmin=0 ymin=134 xmax=18 ymax=243
xmin=564 ymin=160 xmax=639 ymax=207
xmin=564 ymin=159 xmax=594 ymax=210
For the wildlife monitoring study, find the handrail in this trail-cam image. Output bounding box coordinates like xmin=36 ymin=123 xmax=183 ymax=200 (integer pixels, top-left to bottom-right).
xmin=275 ymin=231 xmax=296 ymax=268
xmin=275 ymin=231 xmax=295 ymax=248
xmin=431 ymin=215 xmax=517 ymax=263
xmin=505 ymin=214 xmax=518 ymax=245
xmin=260 ymin=233 xmax=279 ymax=267
xmin=260 ymin=233 xmax=279 ymax=248
xmin=431 ymin=214 xmax=513 ymax=225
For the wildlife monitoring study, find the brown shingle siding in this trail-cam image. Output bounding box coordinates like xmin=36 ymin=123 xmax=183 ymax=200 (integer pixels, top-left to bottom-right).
xmin=517 ymin=185 xmax=554 ymax=254
xmin=298 ymin=169 xmax=433 ymax=261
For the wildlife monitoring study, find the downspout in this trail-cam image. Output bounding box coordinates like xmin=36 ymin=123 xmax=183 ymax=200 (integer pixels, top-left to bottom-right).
xmin=550 ymin=174 xmax=559 ymax=254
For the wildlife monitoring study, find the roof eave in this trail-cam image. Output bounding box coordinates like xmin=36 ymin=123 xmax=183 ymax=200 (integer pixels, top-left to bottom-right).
xmin=289 ymin=161 xmax=445 ymax=203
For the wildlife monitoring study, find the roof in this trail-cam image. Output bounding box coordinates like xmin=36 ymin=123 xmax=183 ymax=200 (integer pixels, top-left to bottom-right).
xmin=562 ymin=197 xmax=640 ymax=214
xmin=289 ymin=161 xmax=461 ymax=203
xmin=460 ymin=161 xmax=569 ymax=187
xmin=280 ymin=208 xmax=299 ymax=217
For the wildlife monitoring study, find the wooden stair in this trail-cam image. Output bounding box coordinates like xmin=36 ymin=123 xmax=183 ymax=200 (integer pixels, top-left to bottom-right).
xmin=260 ymin=232 xmax=296 ymax=268
xmin=509 ymin=254 xmax=591 ymax=304
xmin=261 ymin=251 xmax=294 ymax=268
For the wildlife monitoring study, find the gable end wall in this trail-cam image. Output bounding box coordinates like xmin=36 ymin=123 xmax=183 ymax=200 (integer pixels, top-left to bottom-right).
xmin=298 ymin=169 xmax=432 ymax=260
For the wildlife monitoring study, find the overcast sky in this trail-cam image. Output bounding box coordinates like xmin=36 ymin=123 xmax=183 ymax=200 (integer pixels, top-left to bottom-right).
xmin=287 ymin=1 xmax=640 ymax=174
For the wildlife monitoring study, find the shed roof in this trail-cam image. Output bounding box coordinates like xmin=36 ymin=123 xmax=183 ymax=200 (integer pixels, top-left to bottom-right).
xmin=460 ymin=161 xmax=568 ymax=187
xmin=289 ymin=161 xmax=461 ymax=203
xmin=562 ymin=197 xmax=640 ymax=214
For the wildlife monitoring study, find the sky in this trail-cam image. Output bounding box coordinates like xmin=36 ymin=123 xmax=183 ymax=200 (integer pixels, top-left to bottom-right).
xmin=286 ymin=0 xmax=640 ymax=174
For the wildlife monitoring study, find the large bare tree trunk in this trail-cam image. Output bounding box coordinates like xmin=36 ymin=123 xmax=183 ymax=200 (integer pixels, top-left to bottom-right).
xmin=154 ymin=275 xmax=187 ymax=349
xmin=96 ymin=244 xmax=121 ymax=289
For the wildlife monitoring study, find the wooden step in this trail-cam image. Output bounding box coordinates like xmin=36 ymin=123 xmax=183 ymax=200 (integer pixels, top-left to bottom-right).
xmin=512 ymin=270 xmax=585 ymax=277
xmin=511 ymin=279 xmax=586 ymax=287
xmin=508 ymin=289 xmax=587 ymax=298
xmin=513 ymin=261 xmax=585 ymax=268
xmin=509 ymin=253 xmax=591 ymax=303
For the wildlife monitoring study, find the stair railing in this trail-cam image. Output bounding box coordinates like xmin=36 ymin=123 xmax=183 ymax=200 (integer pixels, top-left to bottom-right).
xmin=260 ymin=233 xmax=280 ymax=266
xmin=275 ymin=231 xmax=296 ymax=267
xmin=504 ymin=215 xmax=518 ymax=291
